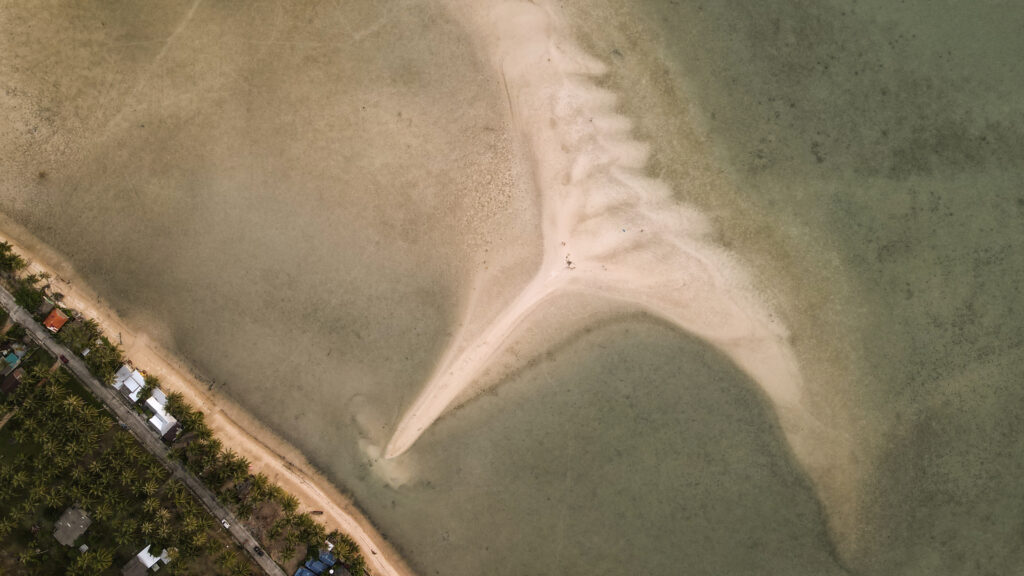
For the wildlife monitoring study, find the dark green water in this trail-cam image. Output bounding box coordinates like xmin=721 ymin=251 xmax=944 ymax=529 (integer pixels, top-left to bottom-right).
xmin=560 ymin=1 xmax=1024 ymax=574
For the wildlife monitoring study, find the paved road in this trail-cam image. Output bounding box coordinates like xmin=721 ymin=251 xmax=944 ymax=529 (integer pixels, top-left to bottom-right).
xmin=0 ymin=287 xmax=287 ymax=576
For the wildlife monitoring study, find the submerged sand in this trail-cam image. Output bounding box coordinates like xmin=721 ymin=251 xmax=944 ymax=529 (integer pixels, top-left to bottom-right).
xmin=4 ymin=0 xmax=1024 ymax=574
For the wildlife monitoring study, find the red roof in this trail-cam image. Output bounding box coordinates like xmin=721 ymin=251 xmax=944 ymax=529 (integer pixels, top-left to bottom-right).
xmin=43 ymin=308 xmax=70 ymax=333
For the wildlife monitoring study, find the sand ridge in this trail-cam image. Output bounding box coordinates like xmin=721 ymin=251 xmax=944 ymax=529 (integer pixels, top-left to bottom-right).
xmin=386 ymin=0 xmax=808 ymax=460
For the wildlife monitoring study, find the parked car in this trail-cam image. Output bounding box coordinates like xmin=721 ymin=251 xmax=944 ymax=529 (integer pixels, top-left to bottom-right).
xmin=59 ymin=354 xmax=69 ymax=364
xmin=221 ymin=519 xmax=230 ymax=530
xmin=253 ymin=545 xmax=264 ymax=557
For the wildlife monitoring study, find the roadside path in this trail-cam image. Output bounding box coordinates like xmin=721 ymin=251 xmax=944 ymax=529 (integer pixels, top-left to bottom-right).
xmin=0 ymin=286 xmax=287 ymax=576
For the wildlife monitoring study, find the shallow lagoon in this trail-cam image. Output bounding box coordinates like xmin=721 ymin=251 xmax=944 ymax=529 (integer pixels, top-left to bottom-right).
xmin=2 ymin=1 xmax=1023 ymax=574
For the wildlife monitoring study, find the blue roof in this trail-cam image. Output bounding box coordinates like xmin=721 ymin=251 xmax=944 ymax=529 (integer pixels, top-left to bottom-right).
xmin=318 ymin=551 xmax=337 ymax=566
xmin=294 ymin=568 xmax=317 ymax=576
xmin=305 ymin=559 xmax=330 ymax=574
xmin=3 ymin=353 xmax=17 ymax=365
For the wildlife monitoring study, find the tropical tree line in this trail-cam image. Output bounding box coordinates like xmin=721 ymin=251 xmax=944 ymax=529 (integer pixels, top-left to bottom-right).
xmin=0 ymin=241 xmax=28 ymax=276
xmin=0 ymin=362 xmax=258 ymax=575
xmin=164 ymin=392 xmax=368 ymax=574
xmin=0 ymin=242 xmax=50 ymax=314
xmin=1 ymin=241 xmax=367 ymax=574
xmin=55 ymin=316 xmax=125 ymax=385
xmin=0 ymin=242 xmax=122 ymax=384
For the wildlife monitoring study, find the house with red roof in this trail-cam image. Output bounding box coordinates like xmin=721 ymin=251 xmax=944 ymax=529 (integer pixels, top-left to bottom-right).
xmin=43 ymin=308 xmax=69 ymax=333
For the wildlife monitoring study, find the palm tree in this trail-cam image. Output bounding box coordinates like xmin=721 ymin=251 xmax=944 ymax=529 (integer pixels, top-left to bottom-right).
xmin=147 ymin=463 xmax=166 ymax=483
xmin=87 ymin=482 xmax=104 ymax=501
xmin=53 ymin=451 xmax=72 ymax=472
xmin=115 ymin=520 xmax=137 ymax=547
xmin=156 ymin=514 xmax=172 ymax=542
xmin=187 ymin=530 xmax=208 ymax=550
xmin=62 ymin=395 xmax=85 ymax=417
xmin=279 ymin=493 xmax=300 ymax=515
xmin=42 ymin=382 xmax=63 ymax=402
xmin=68 ymin=548 xmax=113 ymax=576
xmin=280 ymin=543 xmax=296 ymax=563
xmin=120 ymin=467 xmax=137 ymax=489
xmin=0 ymin=517 xmax=14 ymax=539
xmin=229 ymin=558 xmax=253 ymax=576
xmin=50 ymin=367 xmax=70 ymax=385
xmin=143 ymin=479 xmax=160 ymax=497
xmin=19 ymin=393 xmax=36 ymax=413
xmin=218 ymin=550 xmax=239 ymax=570
xmin=40 ymin=438 xmax=59 ymax=459
xmin=45 ymin=484 xmax=65 ymax=509
xmin=93 ymin=501 xmax=113 ymax=522
xmin=18 ymin=550 xmax=38 ymax=567
xmin=155 ymin=507 xmax=171 ymax=525
xmin=11 ymin=427 xmax=28 ymax=445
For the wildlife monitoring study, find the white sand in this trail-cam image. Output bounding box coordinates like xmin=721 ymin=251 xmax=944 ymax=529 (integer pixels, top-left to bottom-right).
xmin=386 ymin=0 xmax=806 ymax=459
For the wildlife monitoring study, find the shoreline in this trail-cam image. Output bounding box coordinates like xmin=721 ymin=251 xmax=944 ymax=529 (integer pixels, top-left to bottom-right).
xmin=0 ymin=219 xmax=414 ymax=576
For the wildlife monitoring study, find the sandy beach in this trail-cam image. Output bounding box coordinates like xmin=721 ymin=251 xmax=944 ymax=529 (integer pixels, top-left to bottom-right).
xmin=0 ymin=219 xmax=413 ymax=576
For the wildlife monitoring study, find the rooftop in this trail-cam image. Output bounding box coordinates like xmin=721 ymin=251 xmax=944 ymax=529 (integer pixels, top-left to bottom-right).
xmin=145 ymin=388 xmax=179 ymax=437
xmin=120 ymin=557 xmax=148 ymax=576
xmin=53 ymin=506 xmax=91 ymax=546
xmin=136 ymin=544 xmax=172 ymax=568
xmin=1 ymin=367 xmax=24 ymax=394
xmin=43 ymin=308 xmax=69 ymax=333
xmin=113 ymin=365 xmax=146 ymax=402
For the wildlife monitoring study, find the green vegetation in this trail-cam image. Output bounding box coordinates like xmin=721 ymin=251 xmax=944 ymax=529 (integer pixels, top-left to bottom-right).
xmin=55 ymin=317 xmax=124 ymax=384
xmin=0 ymin=243 xmax=61 ymax=324
xmin=11 ymin=272 xmax=46 ymax=313
xmin=0 ymin=241 xmax=370 ymax=575
xmin=3 ymin=324 xmax=26 ymax=344
xmin=164 ymin=393 xmax=368 ymax=574
xmin=0 ymin=241 xmax=27 ymax=275
xmin=0 ymin=366 xmax=260 ymax=575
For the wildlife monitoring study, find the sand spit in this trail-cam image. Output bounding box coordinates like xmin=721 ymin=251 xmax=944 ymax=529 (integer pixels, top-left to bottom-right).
xmin=386 ymin=0 xmax=806 ymax=459
xmin=0 ymin=220 xmax=411 ymax=576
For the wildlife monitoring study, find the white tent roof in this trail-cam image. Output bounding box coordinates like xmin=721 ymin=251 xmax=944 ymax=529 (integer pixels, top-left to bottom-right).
xmin=136 ymin=544 xmax=171 ymax=568
xmin=113 ymin=365 xmax=145 ymax=402
xmin=145 ymin=391 xmax=178 ymax=435
xmin=150 ymin=388 xmax=168 ymax=405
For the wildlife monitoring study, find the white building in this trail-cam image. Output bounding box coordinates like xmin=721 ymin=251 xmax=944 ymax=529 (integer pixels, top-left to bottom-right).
xmin=145 ymin=388 xmax=180 ymax=441
xmin=122 ymin=544 xmax=172 ymax=576
xmin=137 ymin=544 xmax=172 ymax=568
xmin=113 ymin=365 xmax=146 ymax=402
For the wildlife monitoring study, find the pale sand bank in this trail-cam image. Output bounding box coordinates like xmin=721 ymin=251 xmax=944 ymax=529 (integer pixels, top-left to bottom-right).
xmin=0 ymin=217 xmax=412 ymax=576
xmin=387 ymin=0 xmax=814 ymax=463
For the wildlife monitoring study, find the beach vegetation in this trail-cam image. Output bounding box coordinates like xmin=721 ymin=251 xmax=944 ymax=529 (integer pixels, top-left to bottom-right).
xmin=0 ymin=241 xmax=28 ymax=275
xmin=0 ymin=350 xmax=260 ymax=574
xmin=4 ymin=323 xmax=27 ymax=343
xmin=57 ymin=318 xmax=101 ymax=354
xmin=164 ymin=392 xmax=368 ymax=574
xmin=1 ymin=241 xmax=368 ymax=575
xmin=139 ymin=373 xmax=160 ymax=403
xmin=12 ymin=276 xmax=45 ymax=312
